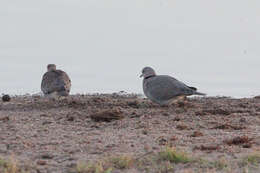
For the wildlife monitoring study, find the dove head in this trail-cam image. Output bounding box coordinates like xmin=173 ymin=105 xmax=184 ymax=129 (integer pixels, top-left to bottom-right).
xmin=140 ymin=67 xmax=156 ymax=79
xmin=47 ymin=64 xmax=56 ymax=72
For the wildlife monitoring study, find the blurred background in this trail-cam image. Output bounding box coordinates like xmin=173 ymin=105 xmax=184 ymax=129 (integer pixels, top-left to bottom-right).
xmin=0 ymin=0 xmax=259 ymax=97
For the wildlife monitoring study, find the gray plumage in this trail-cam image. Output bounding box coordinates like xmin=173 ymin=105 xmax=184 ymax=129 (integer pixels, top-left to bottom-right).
xmin=140 ymin=67 xmax=205 ymax=105
xmin=41 ymin=64 xmax=71 ymax=96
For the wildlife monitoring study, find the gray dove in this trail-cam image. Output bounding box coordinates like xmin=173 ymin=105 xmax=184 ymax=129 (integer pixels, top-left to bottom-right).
xmin=140 ymin=67 xmax=205 ymax=105
xmin=41 ymin=64 xmax=71 ymax=96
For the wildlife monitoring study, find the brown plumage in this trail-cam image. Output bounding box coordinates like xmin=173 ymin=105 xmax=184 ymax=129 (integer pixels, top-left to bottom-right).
xmin=41 ymin=64 xmax=71 ymax=96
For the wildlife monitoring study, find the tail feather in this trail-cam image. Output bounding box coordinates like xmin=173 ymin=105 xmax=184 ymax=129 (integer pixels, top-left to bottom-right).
xmin=194 ymin=91 xmax=206 ymax=96
xmin=188 ymin=86 xmax=197 ymax=91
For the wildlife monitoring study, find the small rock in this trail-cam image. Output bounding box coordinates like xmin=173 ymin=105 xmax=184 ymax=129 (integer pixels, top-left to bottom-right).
xmin=240 ymin=117 xmax=246 ymax=123
xmin=42 ymin=121 xmax=53 ymax=125
xmin=0 ymin=116 xmax=10 ymax=122
xmin=2 ymin=95 xmax=11 ymax=102
xmin=254 ymin=95 xmax=260 ymax=99
xmin=191 ymin=131 xmax=203 ymax=137
xmin=194 ymin=145 xmax=220 ymax=152
xmin=66 ymin=163 xmax=76 ymax=168
xmin=173 ymin=117 xmax=181 ymax=121
xmin=105 ymin=144 xmax=116 ymax=148
xmin=157 ymin=136 xmax=168 ymax=146
xmin=127 ymin=100 xmax=140 ymax=108
xmin=90 ymin=108 xmax=124 ymax=122
xmin=224 ymin=136 xmax=253 ymax=146
xmin=162 ymin=112 xmax=170 ymax=116
xmin=41 ymin=153 xmax=54 ymax=159
xmin=40 ymin=114 xmax=49 ymax=117
xmin=212 ymin=123 xmax=246 ymax=130
xmin=130 ymin=111 xmax=140 ymax=118
xmin=142 ymin=129 xmax=148 ymax=135
xmin=204 ymin=108 xmax=231 ymax=115
xmin=170 ymin=136 xmax=178 ymax=141
xmin=37 ymin=160 xmax=47 ymax=165
xmin=66 ymin=115 xmax=75 ymax=121
xmin=176 ymin=123 xmax=189 ymax=130
xmin=243 ymin=143 xmax=252 ymax=148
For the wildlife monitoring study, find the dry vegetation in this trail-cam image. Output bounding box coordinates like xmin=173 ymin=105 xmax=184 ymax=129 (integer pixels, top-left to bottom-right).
xmin=0 ymin=94 xmax=260 ymax=173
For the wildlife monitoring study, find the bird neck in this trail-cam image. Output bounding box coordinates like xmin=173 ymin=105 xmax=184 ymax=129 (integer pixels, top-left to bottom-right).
xmin=48 ymin=69 xmax=56 ymax=72
xmin=144 ymin=75 xmax=156 ymax=80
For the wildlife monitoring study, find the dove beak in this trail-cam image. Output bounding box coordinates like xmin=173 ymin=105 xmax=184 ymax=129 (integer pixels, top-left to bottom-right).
xmin=140 ymin=74 xmax=144 ymax=78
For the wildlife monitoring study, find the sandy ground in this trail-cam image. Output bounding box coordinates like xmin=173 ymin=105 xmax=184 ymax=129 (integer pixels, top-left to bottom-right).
xmin=0 ymin=94 xmax=260 ymax=173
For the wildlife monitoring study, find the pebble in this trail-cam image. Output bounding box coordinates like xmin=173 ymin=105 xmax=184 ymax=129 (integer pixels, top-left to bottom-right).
xmin=37 ymin=160 xmax=47 ymax=165
xmin=0 ymin=116 xmax=10 ymax=122
xmin=2 ymin=95 xmax=11 ymax=102
xmin=41 ymin=153 xmax=54 ymax=159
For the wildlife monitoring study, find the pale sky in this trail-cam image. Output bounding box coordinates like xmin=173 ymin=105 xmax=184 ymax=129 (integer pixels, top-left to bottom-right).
xmin=0 ymin=0 xmax=260 ymax=97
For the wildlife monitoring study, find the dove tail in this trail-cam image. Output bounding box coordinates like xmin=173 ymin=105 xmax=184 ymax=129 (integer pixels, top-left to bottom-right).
xmin=194 ymin=91 xmax=206 ymax=96
xmin=188 ymin=86 xmax=197 ymax=91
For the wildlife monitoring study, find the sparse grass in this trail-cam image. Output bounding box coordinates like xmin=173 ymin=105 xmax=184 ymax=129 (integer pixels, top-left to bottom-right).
xmin=157 ymin=161 xmax=174 ymax=173
xmin=72 ymin=150 xmax=260 ymax=173
xmin=0 ymin=158 xmax=7 ymax=167
xmin=158 ymin=147 xmax=192 ymax=164
xmin=242 ymin=153 xmax=260 ymax=167
xmin=109 ymin=155 xmax=134 ymax=169
xmin=243 ymin=166 xmax=249 ymax=173
xmin=74 ymin=155 xmax=134 ymax=173
xmin=195 ymin=157 xmax=230 ymax=172
xmin=136 ymin=154 xmax=157 ymax=172
xmin=0 ymin=156 xmax=29 ymax=173
xmin=75 ymin=161 xmax=112 ymax=173
xmin=211 ymin=158 xmax=229 ymax=170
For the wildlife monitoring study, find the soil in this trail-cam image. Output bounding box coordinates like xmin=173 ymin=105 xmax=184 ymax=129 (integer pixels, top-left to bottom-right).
xmin=0 ymin=94 xmax=260 ymax=173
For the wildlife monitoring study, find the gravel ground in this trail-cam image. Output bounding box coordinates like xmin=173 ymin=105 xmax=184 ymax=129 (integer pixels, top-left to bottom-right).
xmin=0 ymin=94 xmax=260 ymax=173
